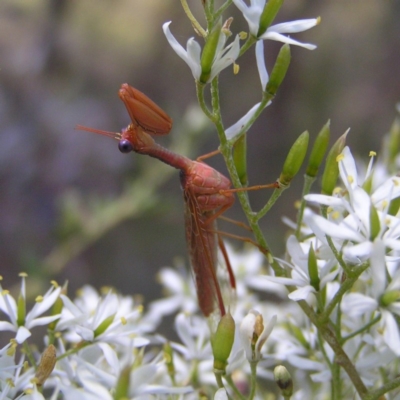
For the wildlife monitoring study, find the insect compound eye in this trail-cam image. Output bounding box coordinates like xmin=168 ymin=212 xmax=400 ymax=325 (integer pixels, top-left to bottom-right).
xmin=118 ymin=139 xmax=133 ymax=153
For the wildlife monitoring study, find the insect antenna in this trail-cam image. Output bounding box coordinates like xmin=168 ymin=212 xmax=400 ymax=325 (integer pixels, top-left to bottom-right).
xmin=75 ymin=125 xmax=121 ymax=140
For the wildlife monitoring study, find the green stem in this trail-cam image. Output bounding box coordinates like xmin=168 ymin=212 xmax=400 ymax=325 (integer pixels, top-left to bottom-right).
xmin=320 ymin=262 xmax=369 ymax=324
xmin=180 ymin=0 xmax=207 ymax=37
xmin=224 ymin=375 xmax=246 ymax=400
xmin=239 ymin=35 xmax=257 ymax=57
xmin=295 ymin=174 xmax=316 ymax=239
xmin=248 ymin=361 xmax=258 ymax=400
xmin=196 ymin=81 xmax=215 ymax=122
xmin=291 ymin=298 xmax=368 ymax=397
xmin=363 ymin=376 xmax=400 ymax=400
xmin=214 ymin=370 xmax=224 ymax=389
xmin=255 ymin=184 xmax=288 ymax=221
xmin=342 ymin=314 xmax=381 ymax=343
xmin=23 ymin=341 xmax=37 ymax=368
xmin=227 ymin=91 xmax=275 ymax=146
xmin=215 ymin=0 xmax=233 ymax=20
xmin=57 ymin=341 xmax=92 ymax=360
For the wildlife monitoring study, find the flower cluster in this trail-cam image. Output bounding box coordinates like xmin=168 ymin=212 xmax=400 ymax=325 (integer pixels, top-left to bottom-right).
xmin=2 ymin=0 xmax=399 ymax=398
xmin=163 ymin=0 xmax=319 ymax=140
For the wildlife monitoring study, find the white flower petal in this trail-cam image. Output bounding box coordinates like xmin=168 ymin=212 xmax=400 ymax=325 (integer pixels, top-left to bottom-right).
xmin=162 ymin=22 xmax=201 ymax=80
xmin=372 ymin=176 xmax=400 ymax=207
xmin=288 ymin=285 xmax=315 ymax=301
xmin=382 ymin=310 xmax=400 ymax=356
xmin=15 ymin=326 xmax=31 ymax=343
xmin=261 ymin=275 xmax=305 ymax=287
xmin=225 ymin=102 xmax=263 ymax=140
xmin=341 ymin=293 xmax=378 ymax=317
xmin=305 ymin=210 xmax=364 ymax=242
xmin=255 ymin=40 xmax=269 ymax=89
xmin=209 ymin=35 xmax=241 ymax=81
xmin=343 ymin=241 xmax=373 ymax=261
xmin=269 ymin=19 xmax=319 ymax=34
xmin=289 ymin=355 xmax=324 ymax=370
xmin=232 ymin=0 xmax=265 ymax=35
xmin=260 ymin=31 xmax=317 ymax=50
xmin=214 ymin=388 xmax=229 ymax=400
xmin=304 ymin=194 xmax=345 ymax=208
xmin=339 ymin=146 xmax=358 ymax=190
xmin=370 ymin=239 xmax=387 ymax=297
xmin=349 ymin=187 xmax=371 ymax=236
xmin=97 ymin=343 xmax=119 ymax=375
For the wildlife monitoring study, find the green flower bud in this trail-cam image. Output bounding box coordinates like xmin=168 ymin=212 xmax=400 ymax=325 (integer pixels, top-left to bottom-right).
xmin=233 ymin=134 xmax=248 ymax=186
xmin=35 ymin=344 xmax=57 ymax=387
xmin=386 ymin=116 xmax=400 ymax=173
xmin=369 ymin=204 xmax=381 ymax=242
xmin=308 ymin=244 xmax=320 ymax=291
xmin=200 ymin=19 xmax=222 ymax=84
xmin=265 ymin=44 xmax=291 ymax=96
xmin=380 ymin=290 xmax=400 ymax=307
xmin=114 ymin=365 xmax=131 ymax=400
xmin=212 ymin=312 xmax=235 ymax=371
xmin=306 ymin=120 xmax=330 ymax=178
xmin=279 ymin=131 xmax=309 ymax=186
xmin=321 ymin=130 xmax=348 ymax=195
xmin=257 ymin=0 xmax=285 ymax=37
xmin=274 ymin=365 xmax=293 ymax=397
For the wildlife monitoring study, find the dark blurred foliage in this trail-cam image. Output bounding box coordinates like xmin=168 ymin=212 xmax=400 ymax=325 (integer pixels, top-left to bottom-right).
xmin=0 ymin=0 xmax=399 ymax=304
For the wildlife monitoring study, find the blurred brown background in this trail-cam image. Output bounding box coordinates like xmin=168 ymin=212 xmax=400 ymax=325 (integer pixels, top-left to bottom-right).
xmin=0 ymin=0 xmax=399 ymax=303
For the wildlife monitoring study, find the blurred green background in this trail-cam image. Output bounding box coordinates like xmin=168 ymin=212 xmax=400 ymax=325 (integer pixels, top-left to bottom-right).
xmin=0 ymin=0 xmax=399 ymax=303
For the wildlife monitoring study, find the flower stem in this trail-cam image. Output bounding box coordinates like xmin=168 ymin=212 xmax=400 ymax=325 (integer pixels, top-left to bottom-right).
xmin=295 ymin=174 xmax=316 ymax=239
xmin=180 ymin=0 xmax=206 ymax=37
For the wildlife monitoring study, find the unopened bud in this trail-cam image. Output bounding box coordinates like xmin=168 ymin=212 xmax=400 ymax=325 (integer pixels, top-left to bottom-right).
xmin=240 ymin=310 xmax=276 ymax=362
xmin=212 ymin=312 xmax=235 ymax=371
xmin=35 ymin=345 xmax=56 ymax=386
xmin=381 ymin=290 xmax=400 ymax=307
xmin=321 ymin=130 xmax=348 ymax=195
xmin=308 ymin=244 xmax=320 ymax=292
xmin=233 ymin=134 xmax=248 ymax=185
xmin=306 ymin=120 xmax=330 ymax=178
xmin=280 ymin=131 xmax=309 ymax=186
xmin=274 ymin=365 xmax=293 ymax=397
xmin=265 ymin=44 xmax=291 ymax=95
xmin=386 ymin=116 xmax=400 ymax=172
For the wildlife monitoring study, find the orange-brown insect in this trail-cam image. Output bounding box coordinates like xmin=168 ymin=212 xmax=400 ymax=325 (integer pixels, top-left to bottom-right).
xmin=77 ymin=84 xmax=235 ymax=317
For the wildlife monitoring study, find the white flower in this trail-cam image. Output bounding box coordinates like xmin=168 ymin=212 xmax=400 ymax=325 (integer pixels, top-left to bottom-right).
xmin=57 ymin=286 xmax=148 ymax=348
xmin=305 ymin=147 xmax=400 ymax=264
xmin=173 ymin=313 xmax=211 ymax=360
xmin=259 ymin=19 xmax=319 ymax=49
xmin=163 ymin=21 xmax=240 ymax=83
xmin=0 ymin=275 xmax=61 ymax=343
xmin=240 ymin=310 xmax=276 ymax=361
xmin=145 ymin=267 xmax=198 ymax=325
xmin=341 ymin=240 xmax=400 ymax=356
xmin=262 ymin=236 xmax=338 ymax=302
xmin=232 ymin=0 xmax=318 ymax=49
